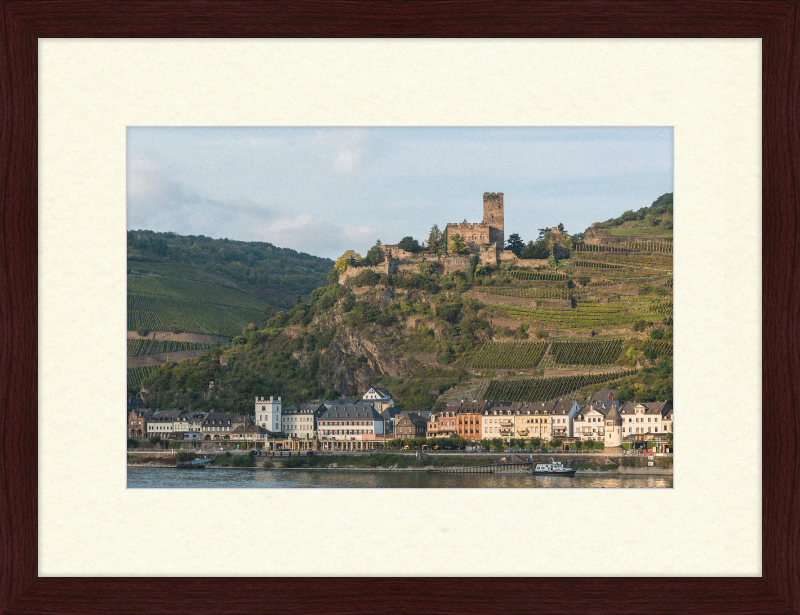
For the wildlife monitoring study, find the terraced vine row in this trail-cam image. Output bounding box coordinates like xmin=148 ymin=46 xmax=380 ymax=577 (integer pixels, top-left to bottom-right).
xmin=622 ymin=241 xmax=672 ymax=253
xmin=640 ymin=339 xmax=673 ymax=356
xmin=547 ymin=338 xmax=624 ymax=365
xmin=573 ymin=243 xmax=630 ymax=253
xmin=650 ymin=301 xmax=674 ymax=316
xmin=488 ymin=303 xmax=639 ymax=329
xmin=127 ymin=339 xmax=213 ymax=357
xmin=128 ymin=294 xmax=261 ymax=338
xmin=471 ymin=341 xmax=548 ymax=369
xmin=510 ymin=271 xmax=568 ymax=281
xmin=571 ymin=260 xmax=625 ymax=269
xmin=480 ymin=287 xmax=572 ymax=300
xmin=484 ymin=369 xmax=637 ymax=402
xmin=128 ymin=365 xmax=160 ymax=390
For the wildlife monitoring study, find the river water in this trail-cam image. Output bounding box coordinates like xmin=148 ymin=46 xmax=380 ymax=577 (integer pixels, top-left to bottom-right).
xmin=128 ymin=467 xmax=672 ymax=488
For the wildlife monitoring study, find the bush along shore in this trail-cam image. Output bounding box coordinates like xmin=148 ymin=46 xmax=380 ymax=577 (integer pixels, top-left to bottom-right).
xmin=127 ymin=452 xmax=673 ymax=474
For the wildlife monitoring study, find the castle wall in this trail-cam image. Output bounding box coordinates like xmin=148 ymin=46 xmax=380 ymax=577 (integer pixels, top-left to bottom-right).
xmin=498 ymin=250 xmax=548 ymax=268
xmin=338 ymin=258 xmax=399 ymax=283
xmin=442 ymin=256 xmax=471 ymax=274
xmin=445 ymin=223 xmax=491 ymax=253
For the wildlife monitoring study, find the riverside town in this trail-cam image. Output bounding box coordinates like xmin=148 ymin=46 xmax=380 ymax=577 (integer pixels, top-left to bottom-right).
xmin=128 ymin=182 xmax=674 ymax=487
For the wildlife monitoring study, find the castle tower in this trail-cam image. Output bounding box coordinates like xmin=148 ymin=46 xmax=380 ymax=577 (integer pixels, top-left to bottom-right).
xmin=255 ymin=395 xmax=282 ymax=432
xmin=482 ymin=192 xmax=504 ymax=247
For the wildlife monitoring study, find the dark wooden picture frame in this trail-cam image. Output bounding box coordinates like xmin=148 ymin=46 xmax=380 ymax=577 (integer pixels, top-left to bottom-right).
xmin=1 ymin=1 xmax=798 ymax=613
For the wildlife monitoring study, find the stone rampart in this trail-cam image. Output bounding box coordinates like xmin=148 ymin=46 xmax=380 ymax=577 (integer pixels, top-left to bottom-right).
xmin=338 ymin=258 xmax=399 ymax=283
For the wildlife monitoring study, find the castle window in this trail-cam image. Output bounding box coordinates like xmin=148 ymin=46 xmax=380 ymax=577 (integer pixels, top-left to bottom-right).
xmin=472 ymin=235 xmax=476 ymax=240
xmin=481 ymin=235 xmax=485 ymax=240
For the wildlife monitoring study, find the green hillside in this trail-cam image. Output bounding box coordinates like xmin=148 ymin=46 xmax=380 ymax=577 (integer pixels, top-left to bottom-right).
xmin=127 ymin=230 xmax=333 ymax=311
xmin=126 ymin=230 xmax=333 ymax=340
xmin=129 ymin=196 xmax=673 ymax=414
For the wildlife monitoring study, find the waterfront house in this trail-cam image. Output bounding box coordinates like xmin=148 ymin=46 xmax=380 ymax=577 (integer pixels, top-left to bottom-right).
xmin=455 ymin=401 xmax=491 ymax=441
xmin=499 ymin=401 xmax=556 ymax=442
xmin=549 ymin=399 xmax=580 ymax=438
xmin=481 ymin=405 xmax=518 ymax=442
xmin=174 ymin=411 xmax=206 ymax=440
xmin=619 ymin=401 xmax=672 ymax=437
xmin=281 ymin=402 xmax=326 ymax=439
xmin=573 ymin=403 xmax=608 ymax=441
xmin=395 ymin=412 xmax=428 ymax=440
xmin=128 ymin=406 xmax=152 ymax=439
xmin=317 ymin=403 xmax=384 ymax=442
xmin=146 ymin=409 xmax=182 ymax=440
xmin=201 ymin=412 xmax=248 ymax=440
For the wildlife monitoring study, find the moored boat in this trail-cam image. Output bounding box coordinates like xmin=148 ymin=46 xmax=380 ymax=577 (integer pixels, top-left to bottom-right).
xmin=532 ymin=457 xmax=576 ymax=476
xmin=177 ymin=457 xmax=212 ymax=469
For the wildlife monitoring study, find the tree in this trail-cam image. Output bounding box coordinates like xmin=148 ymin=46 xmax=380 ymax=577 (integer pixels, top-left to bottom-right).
xmin=326 ymin=268 xmax=339 ymax=284
xmin=426 ymin=224 xmax=444 ymax=254
xmin=295 ymin=292 xmax=303 ymax=306
xmin=450 ymin=234 xmax=469 ymax=255
xmin=537 ymin=228 xmax=551 ymax=241
xmin=363 ymin=242 xmax=385 ymax=266
xmin=521 ymin=239 xmax=550 ymax=259
xmin=334 ymin=249 xmax=362 ymax=274
xmin=398 ymin=236 xmax=422 ymax=253
xmin=577 ymin=275 xmax=590 ymax=287
xmin=557 ymin=222 xmax=567 ymax=234
xmin=617 ymin=386 xmax=634 ymax=402
xmin=505 ymin=233 xmax=524 ymax=256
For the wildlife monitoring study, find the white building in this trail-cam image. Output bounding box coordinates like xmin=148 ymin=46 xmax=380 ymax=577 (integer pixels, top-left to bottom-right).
xmin=573 ymin=403 xmax=610 ymax=441
xmin=619 ymin=401 xmax=673 ymax=438
xmin=317 ymin=403 xmax=385 ymax=441
xmin=280 ymin=403 xmax=325 ymax=439
xmin=549 ymin=400 xmax=580 ymax=438
xmin=255 ymin=396 xmax=282 ymax=433
xmin=146 ymin=409 xmax=182 ymax=438
xmin=362 ymin=387 xmax=395 ymax=413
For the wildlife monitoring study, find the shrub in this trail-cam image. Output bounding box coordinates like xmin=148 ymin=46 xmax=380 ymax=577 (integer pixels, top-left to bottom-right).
xmin=535 ymin=329 xmax=549 ymax=339
xmin=147 ymin=435 xmax=162 ymax=446
xmin=262 ymin=460 xmax=274 ymax=469
xmin=231 ymin=454 xmax=255 ymax=468
xmin=281 ymin=455 xmax=307 ymax=468
xmin=136 ymin=327 xmax=150 ymax=337
xmin=127 ymin=438 xmax=139 ymax=449
xmin=650 ymin=328 xmax=665 ymax=340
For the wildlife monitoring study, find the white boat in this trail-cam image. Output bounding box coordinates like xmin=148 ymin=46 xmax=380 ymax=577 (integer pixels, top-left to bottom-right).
xmin=532 ymin=457 xmax=576 ymax=476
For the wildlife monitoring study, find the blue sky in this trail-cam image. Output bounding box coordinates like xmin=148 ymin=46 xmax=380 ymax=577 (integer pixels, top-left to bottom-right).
xmin=127 ymin=127 xmax=673 ymax=260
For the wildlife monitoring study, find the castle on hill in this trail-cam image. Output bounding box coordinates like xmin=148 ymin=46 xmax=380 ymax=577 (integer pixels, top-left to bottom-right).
xmin=444 ymin=192 xmax=505 ymax=255
xmin=340 ymin=191 xmax=557 ymax=283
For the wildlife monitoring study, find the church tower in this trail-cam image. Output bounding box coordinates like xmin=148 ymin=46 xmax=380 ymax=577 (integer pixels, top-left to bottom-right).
xmin=482 ymin=192 xmax=504 ymax=247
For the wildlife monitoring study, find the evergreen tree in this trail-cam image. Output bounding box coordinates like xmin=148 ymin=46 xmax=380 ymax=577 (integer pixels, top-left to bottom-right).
xmin=505 ymin=233 xmax=524 ymax=256
xmin=426 ymin=224 xmax=443 ymax=253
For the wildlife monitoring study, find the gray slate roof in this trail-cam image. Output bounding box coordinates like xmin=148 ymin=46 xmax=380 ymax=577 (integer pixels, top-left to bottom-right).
xmin=282 ymin=402 xmax=326 ymax=415
xmin=318 ymin=403 xmax=382 ymax=421
xmin=588 ymin=388 xmax=618 ymax=404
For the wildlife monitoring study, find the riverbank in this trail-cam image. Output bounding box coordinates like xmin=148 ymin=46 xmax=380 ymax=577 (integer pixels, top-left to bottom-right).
xmin=127 ymin=453 xmax=673 ymax=475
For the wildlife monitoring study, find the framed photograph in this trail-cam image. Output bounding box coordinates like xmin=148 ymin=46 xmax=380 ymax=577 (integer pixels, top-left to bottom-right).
xmin=3 ymin=1 xmax=797 ymax=613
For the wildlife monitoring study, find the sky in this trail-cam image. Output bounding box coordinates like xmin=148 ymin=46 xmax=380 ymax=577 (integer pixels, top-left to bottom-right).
xmin=127 ymin=127 xmax=673 ymax=260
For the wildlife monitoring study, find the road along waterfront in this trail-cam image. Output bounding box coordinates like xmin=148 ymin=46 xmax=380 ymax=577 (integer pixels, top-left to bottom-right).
xmin=128 ymin=466 xmax=672 ymax=488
